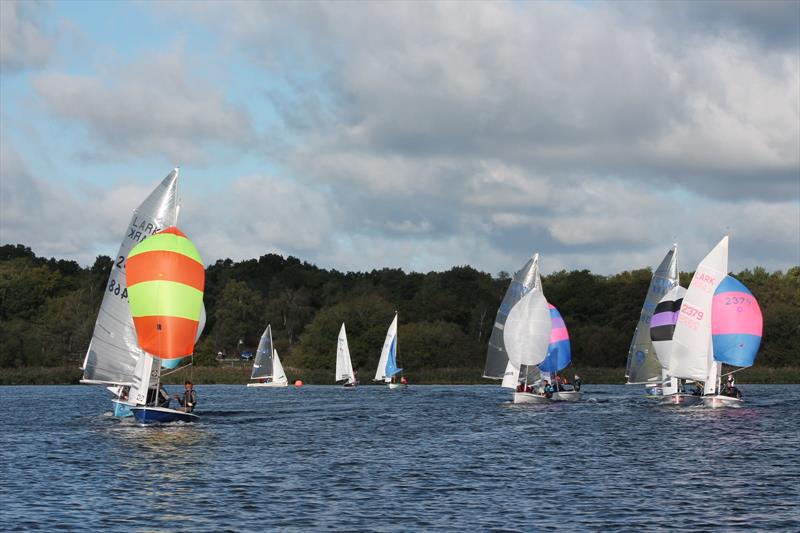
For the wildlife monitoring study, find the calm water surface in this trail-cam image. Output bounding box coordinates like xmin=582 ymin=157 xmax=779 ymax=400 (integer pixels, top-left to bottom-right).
xmin=1 ymin=384 xmax=798 ymax=531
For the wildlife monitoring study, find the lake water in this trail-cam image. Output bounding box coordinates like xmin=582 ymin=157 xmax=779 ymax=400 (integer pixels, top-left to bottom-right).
xmin=1 ymin=384 xmax=798 ymax=531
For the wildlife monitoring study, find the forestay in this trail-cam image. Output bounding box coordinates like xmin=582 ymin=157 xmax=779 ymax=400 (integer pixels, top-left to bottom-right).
xmin=626 ymin=246 xmax=679 ymax=384
xmin=483 ymin=255 xmax=540 ymax=379
xmin=81 ymin=169 xmax=180 ymax=385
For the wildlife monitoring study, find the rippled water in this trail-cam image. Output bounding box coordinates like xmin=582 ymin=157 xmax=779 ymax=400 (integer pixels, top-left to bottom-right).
xmin=1 ymin=384 xmax=798 ymax=531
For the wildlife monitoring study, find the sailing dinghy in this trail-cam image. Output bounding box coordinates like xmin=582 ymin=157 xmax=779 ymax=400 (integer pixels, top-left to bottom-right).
xmin=375 ymin=313 xmax=405 ymax=388
xmin=626 ymin=245 xmax=682 ymax=398
xmin=81 ymin=169 xmax=180 ymax=417
xmin=247 ymin=325 xmax=289 ymax=387
xmin=668 ymin=236 xmax=762 ymax=408
xmin=336 ymin=323 xmax=358 ymax=388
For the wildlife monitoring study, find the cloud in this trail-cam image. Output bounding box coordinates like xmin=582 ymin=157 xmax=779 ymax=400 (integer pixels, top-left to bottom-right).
xmin=0 ymin=0 xmax=53 ymax=72
xmin=31 ymin=47 xmax=255 ymax=164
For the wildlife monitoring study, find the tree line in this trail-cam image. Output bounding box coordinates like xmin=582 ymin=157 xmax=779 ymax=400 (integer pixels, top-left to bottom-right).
xmin=1 ymin=243 xmax=798 ymax=377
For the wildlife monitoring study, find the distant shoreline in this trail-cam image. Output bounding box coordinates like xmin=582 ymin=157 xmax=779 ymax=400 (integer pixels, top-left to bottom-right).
xmin=1 ymin=365 xmax=798 ymax=385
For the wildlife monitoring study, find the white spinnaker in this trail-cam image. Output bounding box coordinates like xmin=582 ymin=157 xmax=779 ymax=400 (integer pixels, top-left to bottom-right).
xmin=503 ymin=263 xmax=551 ymax=368
xmin=82 ymin=169 xmax=180 ymax=385
xmin=336 ymin=323 xmax=355 ymax=383
xmin=374 ymin=313 xmax=398 ymax=382
xmin=272 ymin=350 xmax=289 ymax=386
xmin=669 ymin=236 xmax=728 ymax=382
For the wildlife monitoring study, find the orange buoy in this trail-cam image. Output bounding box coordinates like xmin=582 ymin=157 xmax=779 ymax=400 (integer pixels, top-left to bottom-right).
xmin=294 ymin=380 xmax=304 ymax=387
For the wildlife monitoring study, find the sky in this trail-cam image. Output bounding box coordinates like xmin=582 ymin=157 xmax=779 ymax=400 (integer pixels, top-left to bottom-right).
xmin=1 ymin=0 xmax=799 ymax=276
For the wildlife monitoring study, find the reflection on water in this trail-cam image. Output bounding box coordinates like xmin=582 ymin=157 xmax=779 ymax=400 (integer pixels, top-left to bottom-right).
xmin=1 ymin=384 xmax=798 ymax=531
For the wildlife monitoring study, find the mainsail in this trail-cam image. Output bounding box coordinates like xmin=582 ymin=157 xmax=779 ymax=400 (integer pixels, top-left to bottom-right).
xmin=251 ymin=325 xmax=275 ymax=380
xmin=625 ymin=246 xmax=679 ymax=384
xmin=336 ymin=323 xmax=356 ymax=384
xmin=81 ymin=169 xmax=180 ymax=385
xmin=669 ymin=236 xmax=728 ymax=384
xmin=483 ymin=254 xmax=540 ymax=379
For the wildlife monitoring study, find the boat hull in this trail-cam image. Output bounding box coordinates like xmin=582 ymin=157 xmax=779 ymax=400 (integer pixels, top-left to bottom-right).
xmin=703 ymin=395 xmax=743 ymax=409
xmin=388 ymin=382 xmax=407 ymax=390
xmin=660 ymin=393 xmax=702 ymax=406
xmin=552 ymin=390 xmax=582 ymax=402
xmin=247 ymin=381 xmax=288 ymax=388
xmin=130 ymin=406 xmax=199 ymax=425
xmin=513 ymin=392 xmax=550 ymax=404
xmin=111 ymin=399 xmax=133 ymax=418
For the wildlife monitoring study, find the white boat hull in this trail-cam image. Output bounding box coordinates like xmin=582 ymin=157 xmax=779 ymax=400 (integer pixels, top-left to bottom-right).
xmin=552 ymin=390 xmax=582 ymax=402
xmin=247 ymin=381 xmax=288 ymax=388
xmin=388 ymin=382 xmax=407 ymax=390
xmin=660 ymin=393 xmax=702 ymax=406
xmin=703 ymin=395 xmax=743 ymax=409
xmin=513 ymin=392 xmax=550 ymax=404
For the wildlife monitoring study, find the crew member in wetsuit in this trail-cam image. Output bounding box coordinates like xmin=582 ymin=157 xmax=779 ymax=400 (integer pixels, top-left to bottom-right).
xmin=573 ymin=374 xmax=581 ymax=392
xmin=173 ymin=380 xmax=197 ymax=413
xmin=542 ymin=380 xmax=554 ymax=399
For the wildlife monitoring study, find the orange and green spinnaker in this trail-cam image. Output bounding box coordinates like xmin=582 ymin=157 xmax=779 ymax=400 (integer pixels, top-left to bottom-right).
xmin=126 ymin=226 xmax=205 ymax=359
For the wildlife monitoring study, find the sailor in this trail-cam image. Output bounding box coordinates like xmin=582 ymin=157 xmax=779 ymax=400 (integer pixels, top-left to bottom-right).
xmin=173 ymin=380 xmax=197 ymax=413
xmin=156 ymin=384 xmax=170 ymax=408
xmin=400 ymin=376 xmax=408 ymax=385
xmin=573 ymin=374 xmax=582 ymax=392
xmin=543 ymin=380 xmax=553 ymax=399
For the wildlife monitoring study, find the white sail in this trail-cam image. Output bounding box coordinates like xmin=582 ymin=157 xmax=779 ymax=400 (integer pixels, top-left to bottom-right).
xmin=651 ymin=285 xmax=687 ymax=370
xmin=251 ymin=325 xmax=274 ymax=380
xmin=503 ymin=259 xmax=551 ymax=368
xmin=669 ymin=236 xmax=729 ymax=382
xmin=501 ymin=361 xmax=520 ymax=389
xmin=272 ymin=349 xmax=289 ymax=386
xmin=82 ymin=169 xmax=180 ymax=385
xmin=374 ymin=313 xmax=399 ymax=382
xmin=484 ymin=254 xmax=540 ymax=379
xmin=626 ymin=245 xmax=679 ymax=384
xmin=336 ymin=323 xmax=355 ymax=384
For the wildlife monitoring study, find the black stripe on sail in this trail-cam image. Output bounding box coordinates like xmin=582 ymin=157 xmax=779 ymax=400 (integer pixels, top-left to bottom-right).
xmin=654 ymin=297 xmax=683 ymax=314
xmin=651 ymin=324 xmax=676 ymax=342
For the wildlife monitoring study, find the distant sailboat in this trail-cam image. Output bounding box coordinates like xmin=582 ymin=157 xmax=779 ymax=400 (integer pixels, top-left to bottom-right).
xmin=125 ymin=226 xmax=206 ymax=424
xmin=81 ymin=169 xmax=179 ymax=417
xmin=336 ymin=323 xmax=358 ymax=388
xmin=248 ymin=325 xmax=289 ymax=387
xmin=668 ymin=236 xmax=762 ymax=408
xmin=374 ymin=312 xmax=405 ymax=388
xmin=626 ymin=245 xmax=681 ymax=398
